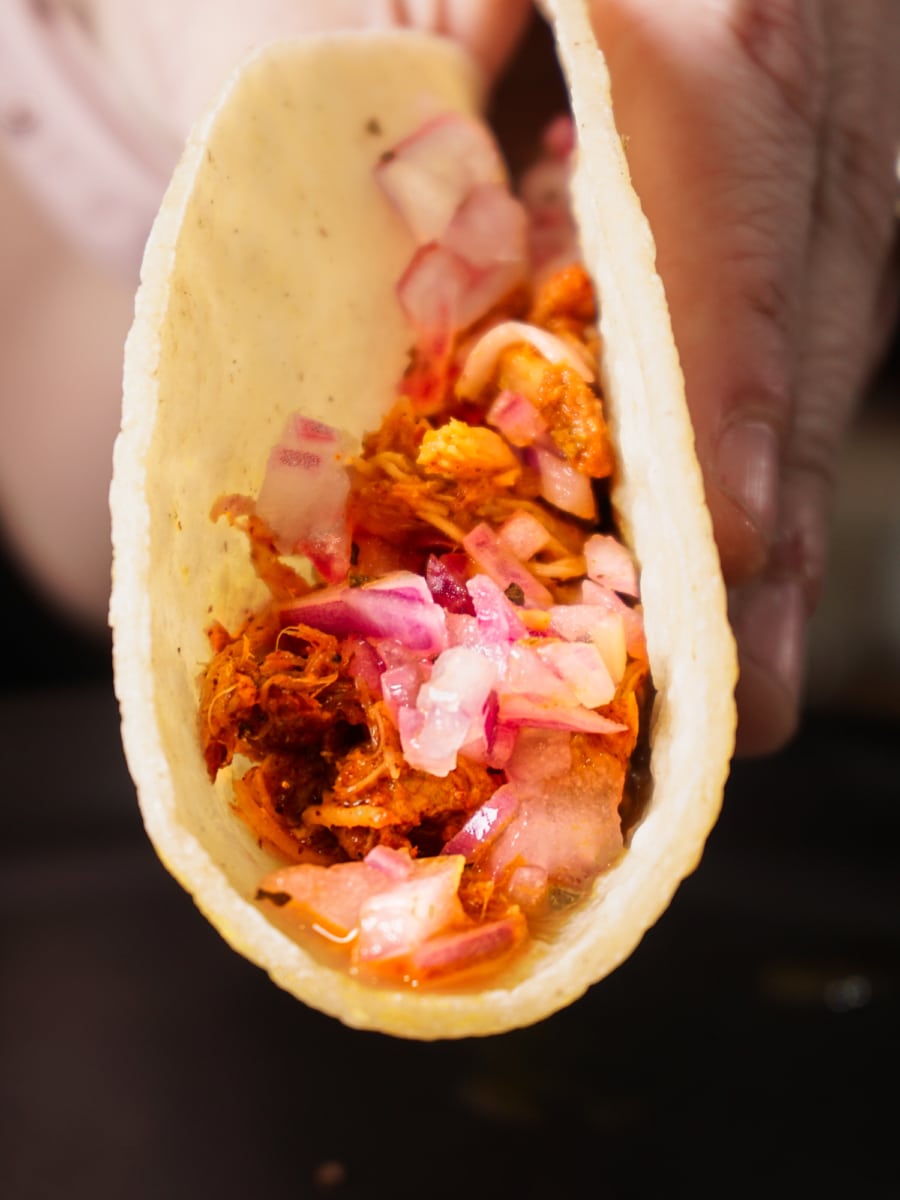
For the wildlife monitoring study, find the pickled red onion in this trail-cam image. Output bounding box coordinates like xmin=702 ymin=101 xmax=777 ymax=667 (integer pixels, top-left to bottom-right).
xmin=456 ymin=320 xmax=595 ymax=399
xmin=374 ymin=113 xmax=506 ymax=245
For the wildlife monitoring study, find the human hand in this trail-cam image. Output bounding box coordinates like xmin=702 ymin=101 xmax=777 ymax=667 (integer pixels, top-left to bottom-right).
xmin=87 ymin=0 xmax=532 ymax=150
xmin=590 ymin=0 xmax=900 ymax=754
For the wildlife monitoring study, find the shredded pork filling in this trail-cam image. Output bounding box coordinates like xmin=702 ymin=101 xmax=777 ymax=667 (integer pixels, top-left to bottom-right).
xmin=197 ymin=115 xmax=651 ymax=986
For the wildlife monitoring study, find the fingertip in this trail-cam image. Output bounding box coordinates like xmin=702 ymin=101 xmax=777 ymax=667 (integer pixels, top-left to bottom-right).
xmin=729 ymin=576 xmax=807 ymax=756
xmin=733 ymin=649 xmax=800 ymax=756
xmin=706 ymin=415 xmax=781 ymax=585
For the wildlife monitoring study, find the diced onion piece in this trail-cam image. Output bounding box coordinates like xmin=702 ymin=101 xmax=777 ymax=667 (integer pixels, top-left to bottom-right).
xmin=425 ymin=553 xmax=474 ymax=615
xmin=398 ymin=243 xmax=527 ymax=342
xmin=380 ymin=661 xmax=427 ymax=723
xmin=457 ymin=320 xmax=594 ymax=400
xmin=342 ymin=636 xmax=384 ymax=693
xmin=502 ymin=643 xmax=572 ymax=705
xmin=487 ymin=754 xmax=626 ymax=891
xmin=581 ymin=579 xmax=647 ymax=662
xmin=281 ymin=571 xmax=447 ymax=654
xmin=454 ymin=260 xmax=529 ymax=334
xmin=584 ymin=533 xmax=640 ymax=598
xmin=364 ymin=845 xmax=414 ymax=882
xmin=255 ymin=413 xmax=353 ymax=582
xmin=441 ymin=182 xmax=528 ymax=269
xmin=519 ymin=126 xmax=580 ymax=274
xmin=257 ymin=860 xmax=390 ymax=940
xmin=486 ymin=390 xmax=548 ymax=447
xmin=466 ymin=574 xmax=529 ymax=649
xmin=442 ymin=783 xmax=519 ymax=860
xmin=396 ymin=242 xmax=473 ymax=341
xmin=497 ymin=693 xmax=626 ymax=735
xmin=408 ymin=911 xmax=528 ymax=981
xmin=542 ymin=113 xmax=576 ymax=160
xmin=463 ymin=523 xmax=553 ymax=608
xmin=530 ymin=444 xmax=597 ymax=521
xmin=497 ymin=510 xmax=552 ymax=561
xmin=399 ymin=646 xmax=499 ymax=777
xmin=548 ymin=602 xmax=627 ymax=684
xmin=536 ymin=640 xmax=616 ymax=709
xmin=356 ymin=854 xmax=466 ymax=964
xmin=505 ymin=728 xmax=573 ymax=784
xmin=374 ymin=113 xmax=506 ymax=244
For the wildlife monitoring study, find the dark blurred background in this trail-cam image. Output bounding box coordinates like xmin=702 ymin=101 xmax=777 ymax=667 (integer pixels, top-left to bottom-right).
xmin=2 ymin=15 xmax=899 ymax=1200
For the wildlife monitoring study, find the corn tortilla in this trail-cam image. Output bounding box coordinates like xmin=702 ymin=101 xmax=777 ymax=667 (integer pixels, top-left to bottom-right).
xmin=110 ymin=9 xmax=736 ymax=1039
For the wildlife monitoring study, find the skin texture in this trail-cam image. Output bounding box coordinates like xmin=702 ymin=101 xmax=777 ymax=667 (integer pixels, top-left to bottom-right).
xmin=588 ymin=0 xmax=900 ymax=752
xmin=1 ymin=0 xmax=898 ymax=754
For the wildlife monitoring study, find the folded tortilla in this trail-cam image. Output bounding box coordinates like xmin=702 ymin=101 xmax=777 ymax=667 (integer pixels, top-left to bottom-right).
xmin=110 ymin=1 xmax=737 ymax=1039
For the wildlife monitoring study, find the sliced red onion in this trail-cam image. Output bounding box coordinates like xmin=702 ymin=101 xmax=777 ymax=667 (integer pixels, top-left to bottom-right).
xmin=457 ymin=320 xmax=594 ymax=400
xmin=486 ymin=753 xmax=626 ymax=890
xmin=408 ymin=911 xmax=526 ymax=979
xmin=376 ymin=637 xmax=433 ymax=672
xmin=548 ymin=602 xmax=627 ymax=684
xmin=452 ymin=260 xmax=529 ymax=335
xmin=356 ymin=854 xmax=466 ymax=963
xmin=364 ymin=844 xmax=414 ymax=882
xmin=397 ymin=243 xmax=527 ymax=343
xmin=583 ymin=533 xmax=640 ymax=598
xmin=398 ymin=646 xmax=499 ymax=777
xmin=374 ymin=113 xmax=506 ymax=245
xmin=482 ymin=713 xmax=517 ymax=769
xmin=463 ymin=523 xmax=553 ymax=607
xmin=257 ymin=859 xmax=391 ymax=939
xmin=520 ymin=153 xmax=572 ymax=214
xmin=581 ymin=580 xmax=646 ymax=661
xmin=342 ymin=636 xmax=385 ymax=694
xmin=380 ymin=661 xmax=427 ymax=722
xmin=281 ymin=571 xmax=447 ymax=654
xmin=497 ymin=693 xmax=626 ymax=735
xmin=466 ymin=574 xmax=529 ymax=648
xmin=502 ymin=643 xmax=573 ymax=705
xmin=458 ymin=691 xmax=513 ymax=768
xmin=445 ymin=611 xmax=480 ymax=649
xmin=497 ymin=510 xmax=551 ymax=561
xmin=363 ymin=571 xmax=433 ymax=604
xmin=542 ymin=113 xmax=576 ymax=160
xmin=425 ymin=553 xmax=474 ymax=615
xmin=441 ymin=182 xmax=528 ymax=269
xmin=505 ymin=728 xmax=572 ymax=784
xmin=255 ymin=412 xmax=353 ymax=581
xmin=442 ymin=783 xmax=519 ymax=860
xmin=486 ymin=390 xmax=548 ymax=447
xmin=536 ymin=640 xmax=616 ymax=709
xmin=396 ymin=241 xmax=473 ymax=341
xmin=529 ymin=444 xmax=596 ymax=521
xmin=519 ymin=142 xmax=580 ymax=273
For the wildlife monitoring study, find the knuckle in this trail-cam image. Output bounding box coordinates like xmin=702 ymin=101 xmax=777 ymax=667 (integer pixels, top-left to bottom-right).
xmin=729 ymin=0 xmax=826 ymax=129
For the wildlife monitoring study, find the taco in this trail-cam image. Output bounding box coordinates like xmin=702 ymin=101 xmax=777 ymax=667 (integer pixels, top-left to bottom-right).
xmin=110 ymin=0 xmax=736 ymax=1039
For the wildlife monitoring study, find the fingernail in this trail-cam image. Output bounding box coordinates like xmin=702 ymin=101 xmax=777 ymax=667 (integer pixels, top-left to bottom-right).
xmin=716 ymin=419 xmax=780 ymax=545
xmin=730 ymin=576 xmax=807 ymax=709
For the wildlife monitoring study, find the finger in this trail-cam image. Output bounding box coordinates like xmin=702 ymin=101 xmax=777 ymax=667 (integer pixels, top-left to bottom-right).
xmin=590 ymin=0 xmax=825 ymax=589
xmin=418 ymin=0 xmax=533 ymax=82
xmin=731 ymin=0 xmax=900 ymax=755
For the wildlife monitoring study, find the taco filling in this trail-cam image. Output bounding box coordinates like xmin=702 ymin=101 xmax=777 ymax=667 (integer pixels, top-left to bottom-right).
xmin=198 ymin=113 xmax=652 ymax=987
